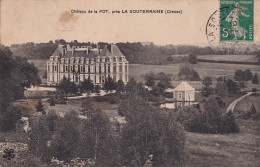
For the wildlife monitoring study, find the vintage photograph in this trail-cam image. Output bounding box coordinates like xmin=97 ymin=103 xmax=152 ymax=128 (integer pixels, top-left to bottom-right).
xmin=0 ymin=0 xmax=259 ymax=166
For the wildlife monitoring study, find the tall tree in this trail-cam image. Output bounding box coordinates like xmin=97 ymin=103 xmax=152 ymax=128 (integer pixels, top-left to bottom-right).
xmin=119 ymin=95 xmax=184 ymax=166
xmin=104 ymin=76 xmax=116 ymax=92
xmin=0 ymin=46 xmax=41 ymax=131
xmin=252 ymin=73 xmax=259 ymax=84
xmin=57 ymin=77 xmax=78 ymax=99
xmin=80 ymin=77 xmax=94 ymax=94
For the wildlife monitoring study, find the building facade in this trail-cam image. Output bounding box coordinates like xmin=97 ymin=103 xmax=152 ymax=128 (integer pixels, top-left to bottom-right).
xmin=47 ymin=44 xmax=129 ymax=86
xmin=173 ymin=81 xmax=195 ymax=107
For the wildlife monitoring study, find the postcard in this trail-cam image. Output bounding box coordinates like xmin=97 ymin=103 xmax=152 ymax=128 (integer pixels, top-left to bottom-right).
xmin=0 ymin=0 xmax=259 ymax=166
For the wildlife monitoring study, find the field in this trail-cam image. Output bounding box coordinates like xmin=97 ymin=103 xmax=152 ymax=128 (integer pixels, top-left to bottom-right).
xmin=197 ymin=55 xmax=258 ymax=62
xmin=186 ymin=119 xmax=259 ymax=166
xmin=29 ymin=59 xmax=260 ymax=82
xmin=129 ymin=62 xmax=260 ymax=82
xmin=234 ymin=94 xmax=260 ymax=114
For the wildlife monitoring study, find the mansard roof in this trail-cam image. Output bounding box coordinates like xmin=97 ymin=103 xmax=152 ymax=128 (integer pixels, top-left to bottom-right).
xmin=52 ymin=44 xmax=125 ymax=59
xmin=51 ymin=47 xmax=61 ymax=57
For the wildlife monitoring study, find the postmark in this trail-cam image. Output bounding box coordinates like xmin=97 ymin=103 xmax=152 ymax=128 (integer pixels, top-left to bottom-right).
xmin=206 ymin=0 xmax=254 ymax=50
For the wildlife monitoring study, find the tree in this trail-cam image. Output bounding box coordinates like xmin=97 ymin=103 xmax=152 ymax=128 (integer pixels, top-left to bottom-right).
xmin=188 ymin=54 xmax=197 ymax=64
xmin=104 ymin=76 xmax=116 ymax=92
xmin=36 ymin=98 xmax=45 ymax=114
xmin=49 ymin=97 xmax=55 ymax=106
xmin=144 ymin=72 xmax=155 ymax=87
xmin=226 ymin=79 xmax=239 ymax=93
xmin=116 ymin=79 xmax=125 ymax=93
xmin=57 ymin=77 xmax=78 ymax=99
xmin=0 ymin=46 xmax=41 ymax=131
xmin=252 ymin=73 xmax=259 ymax=84
xmin=80 ymin=77 xmax=94 ymax=94
xmin=94 ymin=85 xmax=101 ymax=96
xmin=202 ymin=77 xmax=212 ymax=87
xmin=234 ymin=69 xmax=253 ymax=81
xmin=201 ymin=85 xmax=214 ymax=97
xmin=145 ymin=75 xmax=155 ymax=87
xmin=118 ymin=95 xmax=185 ymax=166
xmin=216 ymin=80 xmax=228 ymax=97
xmin=249 ymin=103 xmax=256 ymax=114
xmin=178 ymin=67 xmax=200 ymax=81
xmin=201 ymin=77 xmax=214 ymax=97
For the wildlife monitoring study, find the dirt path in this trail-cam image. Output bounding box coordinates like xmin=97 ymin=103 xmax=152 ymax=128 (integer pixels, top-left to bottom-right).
xmin=226 ymin=92 xmax=253 ymax=113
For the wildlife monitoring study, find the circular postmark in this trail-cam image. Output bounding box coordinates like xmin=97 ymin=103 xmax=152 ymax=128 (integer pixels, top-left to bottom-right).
xmin=206 ymin=5 xmax=254 ymax=51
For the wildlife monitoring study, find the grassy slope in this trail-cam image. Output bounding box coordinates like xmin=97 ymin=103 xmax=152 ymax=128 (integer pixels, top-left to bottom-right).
xmin=185 ymin=119 xmax=259 ymax=167
xmin=234 ymin=94 xmax=260 ymax=113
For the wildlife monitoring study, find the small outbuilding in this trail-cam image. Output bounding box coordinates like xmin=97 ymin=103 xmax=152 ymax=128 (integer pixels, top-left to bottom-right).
xmin=173 ymin=81 xmax=195 ymax=107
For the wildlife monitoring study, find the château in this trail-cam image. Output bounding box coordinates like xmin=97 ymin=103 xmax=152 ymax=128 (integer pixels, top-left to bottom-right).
xmin=47 ymin=43 xmax=129 ymax=86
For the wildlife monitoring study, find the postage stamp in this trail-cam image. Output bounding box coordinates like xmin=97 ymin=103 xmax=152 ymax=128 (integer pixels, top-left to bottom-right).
xmin=220 ymin=0 xmax=254 ymax=41
xmin=206 ymin=0 xmax=254 ymax=49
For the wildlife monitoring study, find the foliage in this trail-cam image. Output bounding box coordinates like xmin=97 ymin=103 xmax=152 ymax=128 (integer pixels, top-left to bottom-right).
xmin=94 ymin=85 xmax=101 ymax=95
xmin=104 ymin=76 xmax=117 ymax=92
xmin=0 ymin=46 xmax=40 ymax=131
xmin=239 ymin=103 xmax=260 ymax=120
xmin=0 ymin=105 xmax=22 ymax=132
xmin=178 ymin=67 xmax=200 ymax=81
xmin=177 ymin=97 xmax=239 ymax=134
xmin=28 ymin=109 xmax=119 ymax=166
xmin=10 ymin=42 xmax=58 ymax=59
xmin=80 ymin=77 xmax=94 ymax=94
xmin=49 ymin=97 xmax=55 ymax=106
xmin=57 ymin=77 xmax=78 ymax=99
xmin=116 ymin=80 xmax=125 ymax=93
xmin=201 ymin=85 xmax=214 ymax=97
xmin=202 ymin=77 xmax=212 ymax=87
xmin=215 ymin=79 xmax=228 ymax=97
xmin=145 ymin=74 xmax=155 ymax=87
xmin=36 ymin=98 xmax=45 ymax=114
xmin=188 ymin=54 xmax=197 ymax=64
xmin=118 ymin=95 xmax=185 ymax=166
xmin=226 ymin=79 xmax=240 ymax=93
xmin=252 ymin=73 xmax=259 ymax=84
xmin=234 ymin=69 xmax=253 ymax=81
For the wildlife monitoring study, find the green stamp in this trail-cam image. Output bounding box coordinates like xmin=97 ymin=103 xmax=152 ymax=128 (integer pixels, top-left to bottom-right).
xmin=220 ymin=0 xmax=254 ymax=41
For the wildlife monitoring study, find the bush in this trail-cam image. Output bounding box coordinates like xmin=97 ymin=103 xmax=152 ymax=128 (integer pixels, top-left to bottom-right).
xmin=178 ymin=67 xmax=200 ymax=81
xmin=177 ymin=97 xmax=239 ymax=134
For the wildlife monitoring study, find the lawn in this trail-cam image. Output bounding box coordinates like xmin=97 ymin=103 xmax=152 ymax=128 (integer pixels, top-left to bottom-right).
xmin=197 ymin=55 xmax=258 ymax=62
xmin=185 ymin=119 xmax=259 ymax=167
xmin=234 ymin=93 xmax=260 ymax=114
xmin=43 ymin=98 xmax=119 ymax=118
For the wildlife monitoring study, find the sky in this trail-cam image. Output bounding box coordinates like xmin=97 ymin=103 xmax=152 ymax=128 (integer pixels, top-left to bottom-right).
xmin=1 ymin=0 xmax=259 ymax=46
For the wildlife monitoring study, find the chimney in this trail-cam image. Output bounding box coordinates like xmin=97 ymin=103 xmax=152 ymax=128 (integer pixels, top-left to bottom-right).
xmin=72 ymin=46 xmax=75 ymax=55
xmin=97 ymin=44 xmax=100 ymax=55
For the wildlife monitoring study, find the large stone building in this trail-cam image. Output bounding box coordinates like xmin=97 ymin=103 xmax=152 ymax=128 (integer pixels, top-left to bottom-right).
xmin=47 ymin=44 xmax=129 ymax=86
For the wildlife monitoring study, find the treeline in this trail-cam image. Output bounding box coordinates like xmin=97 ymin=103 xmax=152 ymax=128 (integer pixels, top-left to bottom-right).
xmin=198 ymin=58 xmax=260 ymax=65
xmin=10 ymin=40 xmax=214 ymax=64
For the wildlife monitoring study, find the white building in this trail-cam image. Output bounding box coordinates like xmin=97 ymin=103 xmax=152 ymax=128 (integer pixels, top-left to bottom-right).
xmin=47 ymin=44 xmax=129 ymax=86
xmin=173 ymin=81 xmax=195 ymax=107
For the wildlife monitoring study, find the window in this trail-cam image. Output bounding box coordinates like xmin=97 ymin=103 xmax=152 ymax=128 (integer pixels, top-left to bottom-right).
xmin=99 ymin=66 xmax=101 ymax=73
xmin=66 ymin=66 xmax=68 ymax=72
xmin=125 ymin=64 xmax=127 ymax=72
xmin=80 ymin=66 xmax=83 ymax=73
xmin=108 ymin=65 xmax=110 ymax=73
xmin=113 ymin=65 xmax=116 ymax=73
xmin=119 ymin=64 xmax=122 ymax=72
xmin=54 ymin=66 xmax=57 ymax=72
xmin=63 ymin=65 xmax=65 ymax=72
xmin=178 ymin=93 xmax=182 ymax=99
